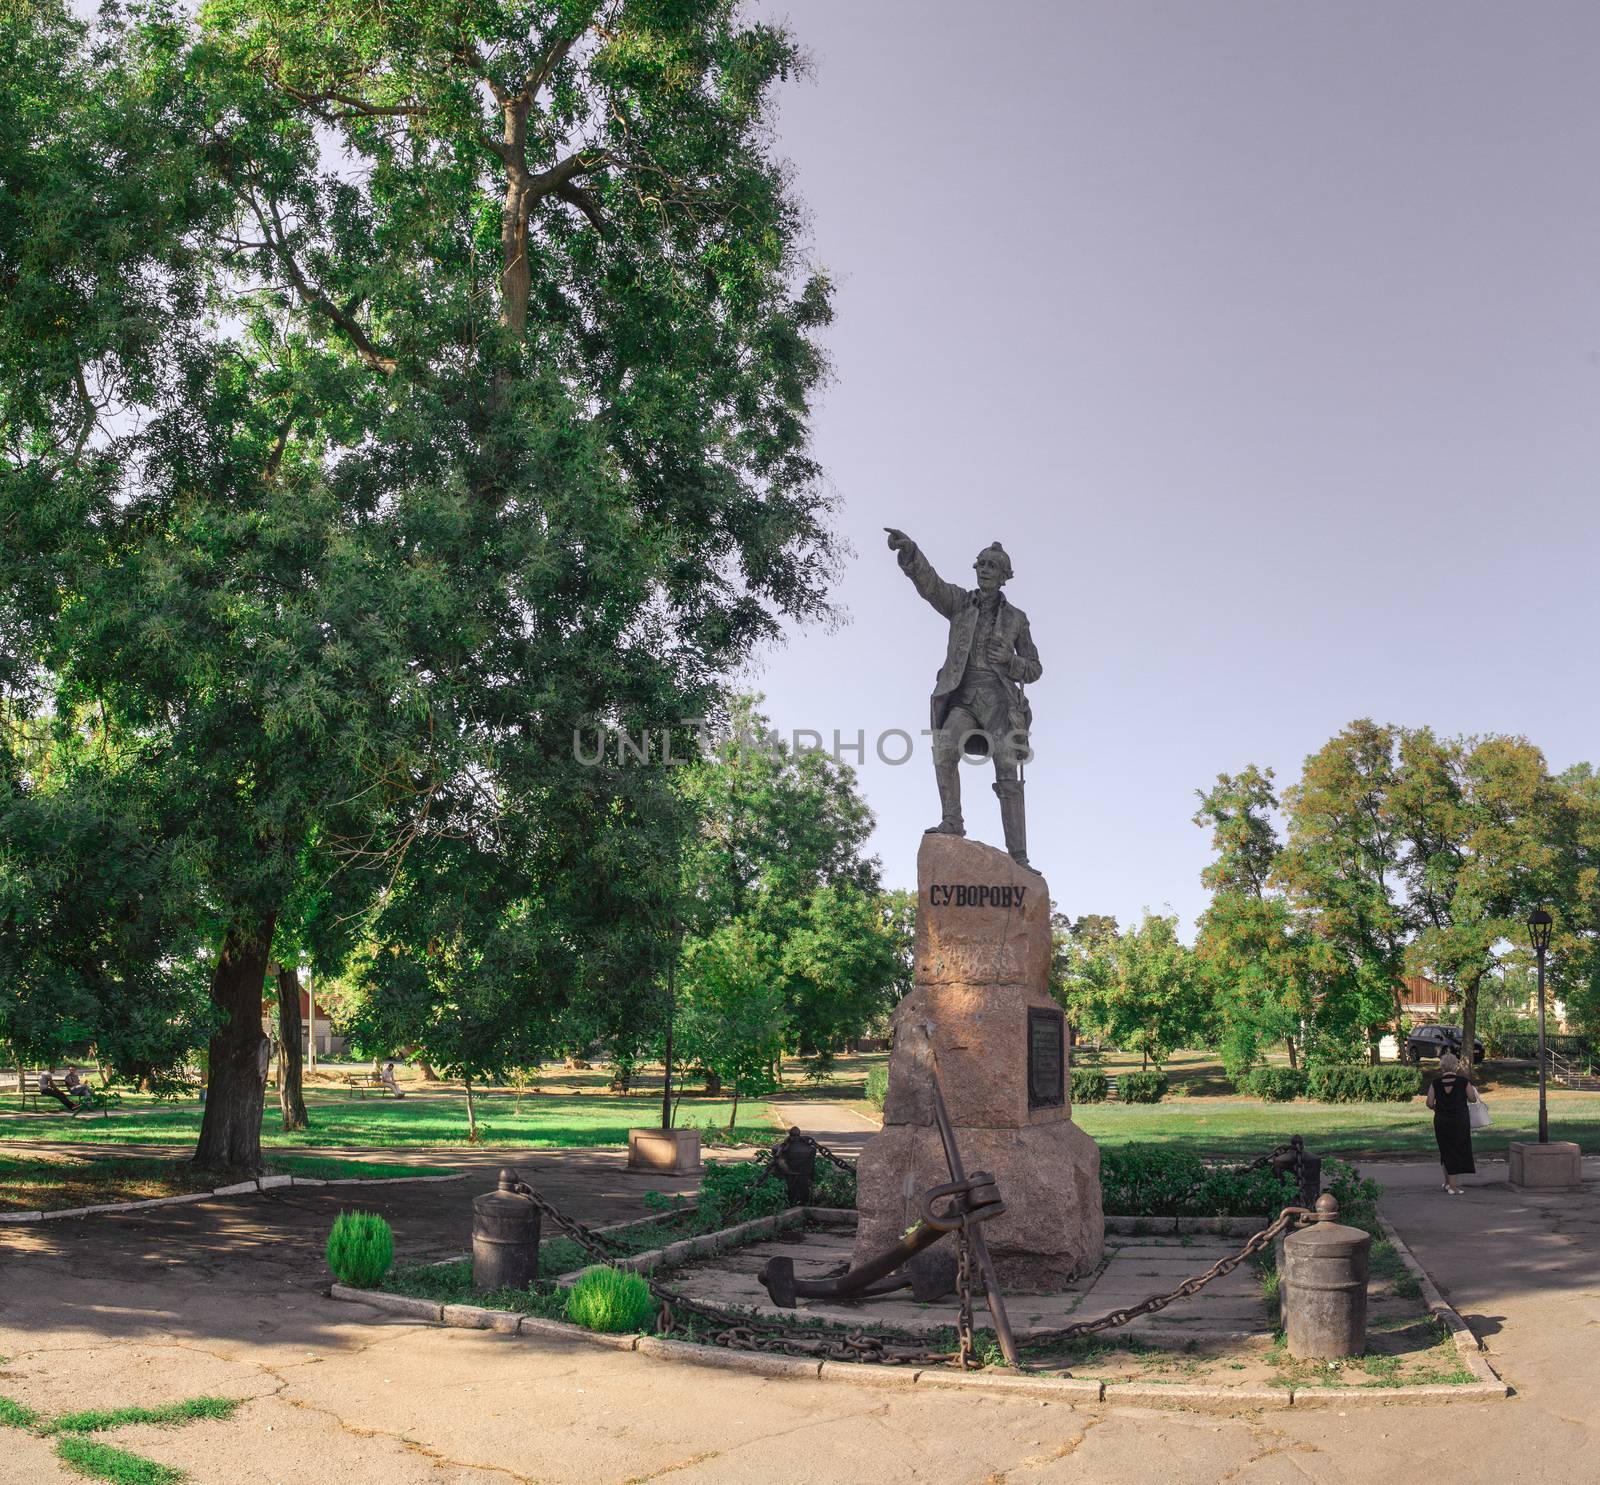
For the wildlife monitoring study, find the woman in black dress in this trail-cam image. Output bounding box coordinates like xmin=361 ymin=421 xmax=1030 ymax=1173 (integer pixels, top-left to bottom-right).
xmin=1426 ymin=1051 xmax=1479 ymax=1195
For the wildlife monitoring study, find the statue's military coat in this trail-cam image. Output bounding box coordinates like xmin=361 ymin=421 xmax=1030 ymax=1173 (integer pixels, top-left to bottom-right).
xmin=896 ymin=542 xmax=1042 ymax=756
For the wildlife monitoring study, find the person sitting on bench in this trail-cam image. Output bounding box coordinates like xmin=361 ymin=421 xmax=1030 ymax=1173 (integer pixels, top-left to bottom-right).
xmin=380 ymin=1060 xmax=406 ymax=1098
xmin=37 ymin=1069 xmax=76 ymax=1112
xmin=63 ymin=1065 xmax=88 ymax=1097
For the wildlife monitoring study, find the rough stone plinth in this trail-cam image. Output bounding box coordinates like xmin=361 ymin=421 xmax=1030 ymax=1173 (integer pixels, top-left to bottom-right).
xmin=853 ymin=834 xmax=1103 ymax=1289
xmin=1507 ymin=1139 xmax=1583 ymax=1192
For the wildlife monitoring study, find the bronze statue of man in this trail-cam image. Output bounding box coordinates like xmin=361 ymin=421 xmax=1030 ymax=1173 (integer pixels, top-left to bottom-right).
xmin=884 ymin=529 xmax=1041 ymax=868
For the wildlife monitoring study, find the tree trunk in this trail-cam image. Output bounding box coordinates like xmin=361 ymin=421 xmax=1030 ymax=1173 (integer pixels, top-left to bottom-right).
xmin=417 ymin=1060 xmax=440 ymax=1082
xmin=464 ymin=1073 xmax=479 ymax=1142
xmin=192 ymin=918 xmax=276 ymax=1173
xmin=703 ymin=1067 xmax=722 ymax=1097
xmin=277 ymin=963 xmax=309 ymax=1132
xmin=1285 ymin=1037 xmax=1297 ymax=1071
xmin=1460 ymin=975 xmax=1481 ymax=1083
xmin=15 ymin=1052 xmax=24 ymax=1110
xmin=727 ymin=1086 xmax=740 ymax=1134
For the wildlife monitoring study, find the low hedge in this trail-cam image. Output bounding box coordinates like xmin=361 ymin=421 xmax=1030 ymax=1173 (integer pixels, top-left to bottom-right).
xmin=1100 ymin=1147 xmax=1298 ymax=1217
xmin=1243 ymin=1067 xmax=1308 ymax=1102
xmin=1070 ymin=1068 xmax=1108 ymax=1103
xmin=865 ymin=1064 xmax=888 ymax=1110
xmin=1116 ymin=1069 xmax=1168 ymax=1104
xmin=1306 ymin=1064 xmax=1421 ymax=1103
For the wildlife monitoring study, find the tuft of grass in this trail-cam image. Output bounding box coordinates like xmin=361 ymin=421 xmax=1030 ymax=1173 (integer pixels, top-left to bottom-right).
xmin=47 ymin=1397 xmax=239 ymax=1435
xmin=0 ymin=1393 xmax=40 ymax=1428
xmin=1393 ymin=1269 xmax=1423 ymax=1301
xmin=565 ymin=1266 xmax=656 ymax=1334
xmin=325 ymin=1210 xmax=394 ymax=1287
xmin=1259 ymin=1266 xmax=1282 ymax=1327
xmin=54 ymin=1436 xmax=183 ymax=1485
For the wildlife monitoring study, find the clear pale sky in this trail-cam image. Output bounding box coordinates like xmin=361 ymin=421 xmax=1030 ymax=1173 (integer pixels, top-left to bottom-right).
xmin=741 ymin=0 xmax=1600 ymax=933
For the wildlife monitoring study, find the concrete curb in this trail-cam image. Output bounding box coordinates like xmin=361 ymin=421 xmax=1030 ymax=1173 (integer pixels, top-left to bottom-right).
xmin=0 ymin=1169 xmax=465 ymax=1223
xmin=1373 ymin=1208 xmax=1506 ymax=1393
xmin=327 ymin=1284 xmax=1508 ymax=1407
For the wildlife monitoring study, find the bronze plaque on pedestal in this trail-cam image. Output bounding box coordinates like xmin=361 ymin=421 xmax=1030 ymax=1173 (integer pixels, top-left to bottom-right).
xmin=1027 ymin=1006 xmax=1065 ymax=1110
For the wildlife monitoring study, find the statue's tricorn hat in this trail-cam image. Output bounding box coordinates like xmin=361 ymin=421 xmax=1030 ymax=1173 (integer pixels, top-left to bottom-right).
xmin=973 ymin=541 xmax=1013 ymax=582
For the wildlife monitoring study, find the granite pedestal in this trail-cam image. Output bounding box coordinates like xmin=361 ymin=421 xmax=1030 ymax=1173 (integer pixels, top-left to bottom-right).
xmin=853 ymin=835 xmax=1103 ymax=1289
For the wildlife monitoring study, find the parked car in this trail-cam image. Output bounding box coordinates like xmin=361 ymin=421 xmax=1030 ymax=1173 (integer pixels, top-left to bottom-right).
xmin=1405 ymin=1025 xmax=1484 ymax=1064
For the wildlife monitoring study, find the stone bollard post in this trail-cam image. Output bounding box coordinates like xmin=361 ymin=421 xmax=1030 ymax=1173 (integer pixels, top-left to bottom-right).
xmin=1281 ymin=1194 xmax=1370 ymax=1360
xmin=473 ymin=1169 xmax=541 ymax=1291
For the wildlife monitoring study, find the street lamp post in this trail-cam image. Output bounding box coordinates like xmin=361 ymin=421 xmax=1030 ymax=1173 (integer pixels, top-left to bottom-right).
xmin=1528 ymin=908 xmax=1553 ymax=1145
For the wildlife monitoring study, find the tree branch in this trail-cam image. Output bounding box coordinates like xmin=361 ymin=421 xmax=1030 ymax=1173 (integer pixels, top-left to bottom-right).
xmin=252 ymin=197 xmax=398 ymax=375
xmin=523 ymin=151 xmax=608 ymax=210
xmin=278 ymin=84 xmax=430 ymax=121
xmin=555 ymin=179 xmax=607 ymax=233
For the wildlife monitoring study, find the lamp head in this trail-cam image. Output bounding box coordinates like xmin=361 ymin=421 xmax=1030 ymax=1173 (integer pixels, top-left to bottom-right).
xmin=1529 ymin=908 xmax=1553 ymax=956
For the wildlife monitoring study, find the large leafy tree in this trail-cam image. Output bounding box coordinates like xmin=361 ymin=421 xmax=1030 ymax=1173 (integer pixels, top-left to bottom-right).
xmin=1055 ymin=911 xmax=1204 ymax=1070
xmin=1192 ymin=766 xmax=1324 ymax=1073
xmin=1388 ymin=729 xmax=1559 ymax=1075
xmin=676 ymin=696 xmax=889 ymax=1068
xmin=2 ymin=1 xmax=838 ymax=1169
xmin=1277 ymin=721 xmax=1411 ymax=1056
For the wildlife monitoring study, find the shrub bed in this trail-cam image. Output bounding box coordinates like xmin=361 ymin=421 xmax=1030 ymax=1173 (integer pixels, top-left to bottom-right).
xmin=1117 ymin=1070 xmax=1169 ymax=1104
xmin=1100 ymin=1147 xmax=1297 ymax=1217
xmin=1070 ymin=1068 xmax=1108 ymax=1103
xmin=1306 ymin=1065 xmax=1421 ymax=1103
xmin=1243 ymin=1067 xmax=1308 ymax=1102
xmin=865 ymin=1064 xmax=888 ymax=1110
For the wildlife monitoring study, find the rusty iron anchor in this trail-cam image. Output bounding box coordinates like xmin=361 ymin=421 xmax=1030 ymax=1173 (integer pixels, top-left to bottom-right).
xmin=758 ymin=1071 xmax=1019 ymax=1366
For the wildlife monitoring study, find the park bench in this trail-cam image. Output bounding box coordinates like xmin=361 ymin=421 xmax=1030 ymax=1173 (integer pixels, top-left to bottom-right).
xmin=341 ymin=1072 xmax=396 ymax=1097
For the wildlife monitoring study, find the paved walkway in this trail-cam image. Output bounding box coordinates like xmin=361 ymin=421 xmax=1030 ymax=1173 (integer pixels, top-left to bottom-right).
xmin=3 ymin=1143 xmax=1598 ymax=1483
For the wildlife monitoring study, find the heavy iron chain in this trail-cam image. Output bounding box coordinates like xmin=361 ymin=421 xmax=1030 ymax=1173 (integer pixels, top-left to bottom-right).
xmin=811 ymin=1139 xmax=858 ymax=1175
xmin=1020 ymin=1204 xmax=1314 ymax=1354
xmin=955 ymin=1229 xmax=975 ymax=1370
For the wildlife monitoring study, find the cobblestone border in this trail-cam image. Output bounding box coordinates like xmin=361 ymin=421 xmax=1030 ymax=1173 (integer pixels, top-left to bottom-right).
xmin=327 ymin=1203 xmax=1507 ymax=1408
xmin=0 ymin=1170 xmax=463 ymax=1223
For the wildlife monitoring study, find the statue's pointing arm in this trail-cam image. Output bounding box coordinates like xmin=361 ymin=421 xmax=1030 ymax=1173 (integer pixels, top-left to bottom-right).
xmin=883 ymin=528 xmax=966 ymax=618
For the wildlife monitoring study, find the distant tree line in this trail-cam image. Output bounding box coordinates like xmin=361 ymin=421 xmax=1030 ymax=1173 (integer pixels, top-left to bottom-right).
xmin=1055 ymin=720 xmax=1600 ymax=1076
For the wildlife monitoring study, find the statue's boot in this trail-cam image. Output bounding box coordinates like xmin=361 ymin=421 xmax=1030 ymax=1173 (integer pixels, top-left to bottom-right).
xmin=925 ymin=755 xmax=965 ymax=836
xmin=995 ymin=778 xmax=1029 ymax=867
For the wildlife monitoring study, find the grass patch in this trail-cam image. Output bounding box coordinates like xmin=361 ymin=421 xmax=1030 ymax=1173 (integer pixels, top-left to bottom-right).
xmin=0 ymin=1393 xmax=40 ymax=1428
xmin=1072 ymin=1092 xmax=1600 ymax=1159
xmin=382 ymin=1258 xmax=569 ymax=1320
xmin=47 ymin=1398 xmax=239 ymax=1436
xmin=54 ymin=1435 xmax=182 ymax=1485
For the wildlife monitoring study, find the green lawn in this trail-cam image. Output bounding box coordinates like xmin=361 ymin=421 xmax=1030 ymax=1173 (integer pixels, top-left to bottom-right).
xmin=0 ymin=1084 xmax=781 ymax=1152
xmin=1073 ymin=1090 xmax=1600 ymax=1160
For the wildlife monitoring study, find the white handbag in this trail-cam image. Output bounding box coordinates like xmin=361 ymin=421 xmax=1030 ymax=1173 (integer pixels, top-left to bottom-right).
xmin=1468 ymin=1097 xmax=1492 ymax=1130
